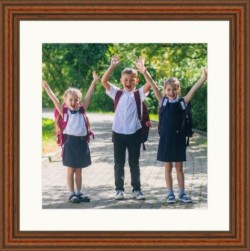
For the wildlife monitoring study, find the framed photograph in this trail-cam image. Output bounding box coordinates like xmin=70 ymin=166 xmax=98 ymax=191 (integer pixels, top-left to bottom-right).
xmin=1 ymin=0 xmax=249 ymax=250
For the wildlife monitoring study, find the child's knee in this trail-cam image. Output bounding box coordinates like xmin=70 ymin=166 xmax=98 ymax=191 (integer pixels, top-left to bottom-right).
xmin=175 ymin=166 xmax=184 ymax=173
xmin=165 ymin=162 xmax=173 ymax=169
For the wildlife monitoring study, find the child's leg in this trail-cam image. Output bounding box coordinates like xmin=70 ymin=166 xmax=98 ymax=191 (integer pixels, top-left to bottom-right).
xmin=113 ymin=132 xmax=126 ymax=191
xmin=67 ymin=167 xmax=80 ymax=203
xmin=127 ymin=130 xmax=141 ymax=192
xmin=75 ymin=168 xmax=82 ymax=194
xmin=165 ymin=162 xmax=173 ymax=194
xmin=67 ymin=167 xmax=75 ymax=194
xmin=175 ymin=162 xmax=184 ymax=192
xmin=175 ymin=162 xmax=192 ymax=202
xmin=74 ymin=168 xmax=90 ymax=202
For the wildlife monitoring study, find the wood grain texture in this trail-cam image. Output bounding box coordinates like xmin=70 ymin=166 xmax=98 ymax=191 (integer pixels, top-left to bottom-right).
xmin=0 ymin=0 xmax=249 ymax=250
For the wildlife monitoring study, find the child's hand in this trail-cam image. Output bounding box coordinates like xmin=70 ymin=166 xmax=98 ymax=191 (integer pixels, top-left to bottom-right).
xmin=110 ymin=55 xmax=120 ymax=67
xmin=55 ymin=124 xmax=61 ymax=134
xmin=136 ymin=57 xmax=147 ymax=74
xmin=42 ymin=80 xmax=49 ymax=90
xmin=92 ymin=71 xmax=100 ymax=83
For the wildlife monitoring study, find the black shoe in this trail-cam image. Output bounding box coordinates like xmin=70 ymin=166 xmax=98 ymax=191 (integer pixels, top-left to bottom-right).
xmin=77 ymin=193 xmax=91 ymax=202
xmin=68 ymin=194 xmax=80 ymax=204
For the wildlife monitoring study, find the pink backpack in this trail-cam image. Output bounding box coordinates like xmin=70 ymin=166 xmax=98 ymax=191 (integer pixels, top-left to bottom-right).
xmin=54 ymin=105 xmax=94 ymax=147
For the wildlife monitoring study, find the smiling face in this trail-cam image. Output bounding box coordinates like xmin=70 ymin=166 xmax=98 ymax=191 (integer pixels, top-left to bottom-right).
xmin=163 ymin=77 xmax=180 ymax=100
xmin=120 ymin=68 xmax=139 ymax=92
xmin=63 ymin=88 xmax=82 ymax=110
xmin=164 ymin=83 xmax=178 ymax=100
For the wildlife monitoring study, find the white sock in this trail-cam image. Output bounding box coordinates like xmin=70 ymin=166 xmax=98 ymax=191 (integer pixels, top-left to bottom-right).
xmin=69 ymin=191 xmax=75 ymax=197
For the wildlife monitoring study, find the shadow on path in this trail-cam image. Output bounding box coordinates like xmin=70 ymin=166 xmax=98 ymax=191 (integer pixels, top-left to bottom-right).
xmin=42 ymin=114 xmax=207 ymax=209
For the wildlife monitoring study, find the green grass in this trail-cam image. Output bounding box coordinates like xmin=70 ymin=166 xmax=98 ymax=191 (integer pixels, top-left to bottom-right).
xmin=149 ymin=113 xmax=158 ymax=121
xmin=42 ymin=118 xmax=55 ymax=143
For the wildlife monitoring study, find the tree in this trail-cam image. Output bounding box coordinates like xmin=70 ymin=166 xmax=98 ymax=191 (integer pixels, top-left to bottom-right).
xmin=42 ymin=43 xmax=109 ymax=107
xmin=42 ymin=43 xmax=207 ymax=130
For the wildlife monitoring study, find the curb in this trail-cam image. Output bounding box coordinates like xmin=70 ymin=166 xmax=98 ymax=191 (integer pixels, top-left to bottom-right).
xmin=193 ymin=129 xmax=207 ymax=136
xmin=42 ymin=149 xmax=61 ymax=164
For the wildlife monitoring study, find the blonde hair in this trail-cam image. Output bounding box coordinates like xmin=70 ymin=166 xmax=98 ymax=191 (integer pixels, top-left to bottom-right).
xmin=63 ymin=87 xmax=82 ymax=102
xmin=121 ymin=68 xmax=138 ymax=77
xmin=163 ymin=77 xmax=181 ymax=96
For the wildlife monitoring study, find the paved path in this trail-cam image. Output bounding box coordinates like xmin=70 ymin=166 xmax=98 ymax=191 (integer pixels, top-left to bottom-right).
xmin=42 ymin=112 xmax=207 ymax=209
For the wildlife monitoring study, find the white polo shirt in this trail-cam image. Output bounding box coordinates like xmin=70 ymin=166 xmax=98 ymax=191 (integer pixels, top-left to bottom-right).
xmin=63 ymin=109 xmax=87 ymax=136
xmin=106 ymin=84 xmax=148 ymax=135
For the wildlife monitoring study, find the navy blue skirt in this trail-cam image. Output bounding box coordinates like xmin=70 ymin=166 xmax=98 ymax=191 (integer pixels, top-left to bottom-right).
xmin=62 ymin=135 xmax=91 ymax=168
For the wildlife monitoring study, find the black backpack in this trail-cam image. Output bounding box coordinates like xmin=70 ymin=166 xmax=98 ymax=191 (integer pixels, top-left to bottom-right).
xmin=178 ymin=98 xmax=194 ymax=146
xmin=114 ymin=89 xmax=151 ymax=150
xmin=158 ymin=97 xmax=193 ymax=146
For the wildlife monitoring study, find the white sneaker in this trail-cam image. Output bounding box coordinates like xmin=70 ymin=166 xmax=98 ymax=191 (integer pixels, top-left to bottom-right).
xmin=115 ymin=190 xmax=124 ymax=200
xmin=133 ymin=190 xmax=145 ymax=200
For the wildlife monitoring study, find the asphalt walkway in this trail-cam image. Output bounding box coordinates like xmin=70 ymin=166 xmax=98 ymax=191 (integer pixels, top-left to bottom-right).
xmin=42 ymin=112 xmax=207 ymax=209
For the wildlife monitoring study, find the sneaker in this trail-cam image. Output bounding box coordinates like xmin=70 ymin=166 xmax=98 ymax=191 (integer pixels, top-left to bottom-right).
xmin=133 ymin=190 xmax=145 ymax=200
xmin=166 ymin=194 xmax=176 ymax=204
xmin=115 ymin=190 xmax=124 ymax=200
xmin=179 ymin=193 xmax=192 ymax=203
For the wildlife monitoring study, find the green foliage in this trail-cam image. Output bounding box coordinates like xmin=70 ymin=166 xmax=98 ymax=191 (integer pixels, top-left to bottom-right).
xmin=182 ymin=84 xmax=207 ymax=131
xmin=42 ymin=43 xmax=207 ymax=131
xmin=42 ymin=43 xmax=110 ymax=107
xmin=88 ymin=84 xmax=114 ymax=111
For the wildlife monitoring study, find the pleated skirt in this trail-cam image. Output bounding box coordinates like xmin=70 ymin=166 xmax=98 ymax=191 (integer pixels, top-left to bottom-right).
xmin=62 ymin=135 xmax=91 ymax=168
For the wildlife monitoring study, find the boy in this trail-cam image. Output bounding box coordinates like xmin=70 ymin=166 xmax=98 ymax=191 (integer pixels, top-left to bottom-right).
xmin=101 ymin=56 xmax=152 ymax=200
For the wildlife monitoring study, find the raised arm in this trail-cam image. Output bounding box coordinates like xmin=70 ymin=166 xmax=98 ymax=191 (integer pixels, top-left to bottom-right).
xmin=42 ymin=81 xmax=63 ymax=116
xmin=184 ymin=68 xmax=207 ymax=104
xmin=82 ymin=71 xmax=99 ymax=110
xmin=101 ymin=55 xmax=120 ymax=92
xmin=136 ymin=57 xmax=162 ymax=102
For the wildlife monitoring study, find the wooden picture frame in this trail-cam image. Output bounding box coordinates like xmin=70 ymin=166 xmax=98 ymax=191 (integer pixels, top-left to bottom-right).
xmin=0 ymin=0 xmax=249 ymax=250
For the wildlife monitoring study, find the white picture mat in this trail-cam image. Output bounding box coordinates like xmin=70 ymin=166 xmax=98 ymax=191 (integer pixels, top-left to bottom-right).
xmin=19 ymin=21 xmax=229 ymax=231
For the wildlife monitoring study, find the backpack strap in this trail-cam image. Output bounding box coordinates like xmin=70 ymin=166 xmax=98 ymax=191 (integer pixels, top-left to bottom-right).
xmin=114 ymin=89 xmax=123 ymax=111
xmin=161 ymin=96 xmax=167 ymax=106
xmin=133 ymin=90 xmax=142 ymax=121
xmin=61 ymin=106 xmax=69 ymax=130
xmin=54 ymin=105 xmax=69 ymax=148
xmin=158 ymin=96 xmax=168 ymax=124
xmin=162 ymin=96 xmax=169 ymax=106
xmin=79 ymin=105 xmax=95 ymax=143
xmin=160 ymin=97 xmax=169 ymax=112
xmin=114 ymin=89 xmax=142 ymax=120
xmin=178 ymin=97 xmax=186 ymax=111
xmin=134 ymin=90 xmax=148 ymax=151
xmin=178 ymin=98 xmax=191 ymax=146
xmin=79 ymin=106 xmax=88 ymax=128
xmin=178 ymin=97 xmax=186 ymax=131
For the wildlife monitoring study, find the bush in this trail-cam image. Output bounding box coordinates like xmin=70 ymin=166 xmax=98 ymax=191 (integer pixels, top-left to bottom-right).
xmin=182 ymin=85 xmax=207 ymax=131
xmin=42 ymin=118 xmax=55 ymax=142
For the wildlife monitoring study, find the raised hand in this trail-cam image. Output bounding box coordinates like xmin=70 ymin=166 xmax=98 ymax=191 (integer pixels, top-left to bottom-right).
xmin=92 ymin=71 xmax=100 ymax=82
xmin=136 ymin=57 xmax=147 ymax=74
xmin=184 ymin=66 xmax=208 ymax=104
xmin=110 ymin=55 xmax=120 ymax=67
